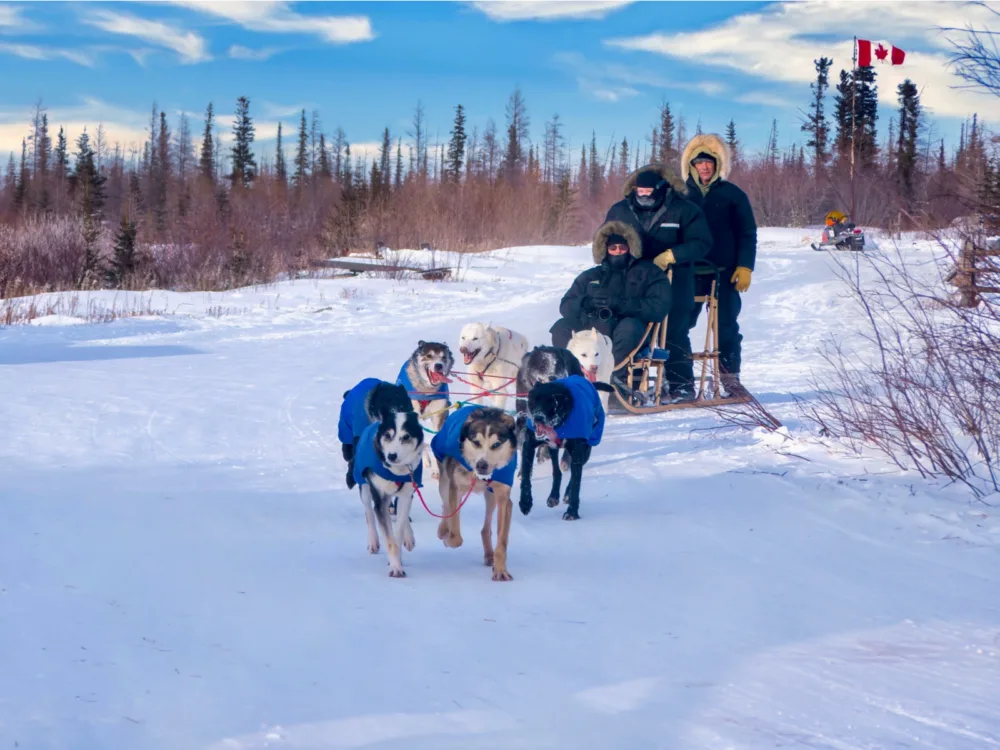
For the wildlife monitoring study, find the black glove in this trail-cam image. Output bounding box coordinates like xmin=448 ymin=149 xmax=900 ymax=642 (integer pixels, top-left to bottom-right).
xmin=612 ymin=298 xmax=641 ymax=318
xmin=586 ymin=288 xmax=612 ymax=310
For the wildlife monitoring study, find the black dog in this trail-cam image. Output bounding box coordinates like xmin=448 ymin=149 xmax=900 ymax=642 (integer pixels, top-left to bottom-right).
xmin=518 ymin=377 xmax=612 ymax=520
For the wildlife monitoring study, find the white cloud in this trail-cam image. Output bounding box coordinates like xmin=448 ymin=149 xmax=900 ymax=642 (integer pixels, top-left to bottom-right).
xmin=85 ymin=9 xmax=211 ymax=63
xmin=553 ymin=51 xmax=728 ymax=102
xmin=0 ymin=4 xmax=41 ymax=32
xmin=228 ymin=44 xmax=279 ymax=61
xmin=0 ymin=98 xmax=155 ymax=157
xmin=0 ymin=42 xmax=95 ymax=66
xmin=591 ymin=85 xmax=639 ymax=102
xmin=471 ymin=0 xmax=633 ymax=21
xmin=604 ymin=0 xmax=998 ymax=119
xmin=171 ymin=1 xmax=374 ymax=44
xmin=735 ymin=91 xmax=798 ymax=109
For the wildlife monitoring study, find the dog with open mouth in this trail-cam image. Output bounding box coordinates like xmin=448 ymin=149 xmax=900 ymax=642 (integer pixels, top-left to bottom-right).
xmin=351 ymin=411 xmax=425 ymax=577
xmin=519 ymin=375 xmax=611 ymax=521
xmin=397 ymin=340 xmax=455 ymax=480
xmin=430 ymin=405 xmax=519 ymax=581
xmin=567 ymin=328 xmax=614 ymax=414
xmin=514 ymin=345 xmax=584 ymax=470
xmin=457 ymin=322 xmax=529 ymax=411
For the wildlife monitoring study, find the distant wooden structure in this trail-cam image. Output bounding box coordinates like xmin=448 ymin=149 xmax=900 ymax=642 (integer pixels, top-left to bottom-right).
xmin=310 ymin=258 xmax=452 ymax=280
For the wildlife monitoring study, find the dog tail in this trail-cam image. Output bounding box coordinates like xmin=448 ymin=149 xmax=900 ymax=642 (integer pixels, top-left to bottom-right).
xmin=593 ymin=382 xmax=615 ymax=393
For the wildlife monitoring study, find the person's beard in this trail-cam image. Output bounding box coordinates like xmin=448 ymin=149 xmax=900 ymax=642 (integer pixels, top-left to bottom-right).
xmin=634 ymin=193 xmax=656 ymax=208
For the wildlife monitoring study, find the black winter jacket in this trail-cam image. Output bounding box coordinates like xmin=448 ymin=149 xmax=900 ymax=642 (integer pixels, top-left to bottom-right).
xmin=560 ymin=220 xmax=672 ymax=327
xmin=604 ymin=185 xmax=712 ymax=268
xmin=685 ymin=175 xmax=757 ymax=271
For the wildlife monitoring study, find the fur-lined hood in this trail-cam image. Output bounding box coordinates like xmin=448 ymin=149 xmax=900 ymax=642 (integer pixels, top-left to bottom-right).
xmin=621 ymin=162 xmax=687 ymax=198
xmin=681 ymin=133 xmax=730 ymax=182
xmin=592 ymin=220 xmax=642 ymax=264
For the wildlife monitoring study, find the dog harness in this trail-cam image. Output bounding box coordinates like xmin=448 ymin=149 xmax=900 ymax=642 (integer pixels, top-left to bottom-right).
xmin=431 ymin=404 xmax=517 ymax=486
xmin=352 ymin=421 xmax=424 ymax=488
xmin=527 ymin=375 xmax=606 ymax=447
xmin=338 ymin=377 xmax=382 ymax=445
xmin=396 ymin=362 xmax=450 ymax=414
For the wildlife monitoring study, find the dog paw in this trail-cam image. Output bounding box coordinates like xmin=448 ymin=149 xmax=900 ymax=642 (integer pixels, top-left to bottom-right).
xmin=402 ymin=528 xmax=415 ymax=552
xmin=443 ymin=532 xmax=463 ymax=549
xmin=388 ymin=566 xmax=407 ymax=578
xmin=491 ymin=567 xmax=513 ymax=582
xmin=430 ymin=469 xmax=440 ymax=480
xmin=483 ymin=553 xmax=494 ymax=567
xmin=562 ymin=493 xmax=570 ymax=505
xmin=437 ymin=521 xmax=449 ymax=540
xmin=519 ymin=497 xmax=533 ymax=516
xmin=546 ymin=495 xmax=560 ymax=508
xmin=562 ymin=510 xmax=580 ymax=521
xmin=559 ymin=459 xmax=570 ymax=472
xmin=367 ymin=538 xmax=380 ymax=554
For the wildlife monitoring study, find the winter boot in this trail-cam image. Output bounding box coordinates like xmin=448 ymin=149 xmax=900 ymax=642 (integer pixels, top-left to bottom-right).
xmin=720 ymin=372 xmax=748 ymax=398
xmin=661 ymin=383 xmax=696 ymax=405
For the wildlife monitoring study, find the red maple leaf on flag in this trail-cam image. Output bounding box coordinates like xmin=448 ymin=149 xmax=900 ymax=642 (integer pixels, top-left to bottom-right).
xmin=874 ymin=43 xmax=889 ymax=62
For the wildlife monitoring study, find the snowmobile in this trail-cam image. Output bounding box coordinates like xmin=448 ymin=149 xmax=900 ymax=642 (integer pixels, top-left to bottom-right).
xmin=811 ymin=210 xmax=866 ymax=252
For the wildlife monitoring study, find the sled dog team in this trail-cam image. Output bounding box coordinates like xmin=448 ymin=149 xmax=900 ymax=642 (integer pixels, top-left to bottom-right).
xmin=338 ymin=324 xmax=614 ymax=581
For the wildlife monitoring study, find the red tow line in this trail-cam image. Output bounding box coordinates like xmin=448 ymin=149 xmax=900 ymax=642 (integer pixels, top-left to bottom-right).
xmin=410 ymin=472 xmax=490 ymax=519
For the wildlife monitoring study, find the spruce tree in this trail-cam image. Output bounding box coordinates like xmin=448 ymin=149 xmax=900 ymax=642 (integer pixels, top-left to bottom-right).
xmin=895 ymin=79 xmax=921 ymax=198
xmin=199 ymin=102 xmax=215 ymax=181
xmin=379 ymin=127 xmax=392 ymax=189
xmin=14 ymin=138 xmax=27 ymax=209
xmin=446 ymin=104 xmax=467 ymax=183
xmin=802 ymin=57 xmax=832 ymax=170
xmin=275 ymin=122 xmax=287 ymax=184
xmin=833 ymin=70 xmax=853 ymax=164
xmin=588 ymin=133 xmax=601 ymax=197
xmin=54 ymin=126 xmax=69 ymax=180
xmin=71 ymin=130 xmax=106 ymax=287
xmin=317 ymin=133 xmax=331 ymax=180
xmin=854 ymin=65 xmax=879 ymax=167
xmin=502 ymin=87 xmax=529 ymax=183
xmin=578 ymin=144 xmax=588 ymax=198
xmin=658 ymin=102 xmax=676 ymax=164
xmin=106 ymin=213 xmax=138 ymax=288
xmin=938 ymin=139 xmax=947 ymax=173
xmin=229 ymin=96 xmax=257 ymax=188
xmin=155 ymin=111 xmax=171 ymax=229
xmin=294 ymin=109 xmax=309 ymax=188
xmin=725 ymin=119 xmax=739 ymax=155
xmin=395 ymin=137 xmax=403 ymax=189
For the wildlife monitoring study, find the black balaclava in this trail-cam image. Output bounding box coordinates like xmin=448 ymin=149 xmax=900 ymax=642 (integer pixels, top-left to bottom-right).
xmin=605 ymin=233 xmax=630 ymax=270
xmin=633 ymin=170 xmax=664 ymax=209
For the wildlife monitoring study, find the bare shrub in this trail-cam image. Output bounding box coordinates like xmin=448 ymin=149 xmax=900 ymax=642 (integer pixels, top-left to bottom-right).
xmin=805 ymin=236 xmax=1000 ymax=498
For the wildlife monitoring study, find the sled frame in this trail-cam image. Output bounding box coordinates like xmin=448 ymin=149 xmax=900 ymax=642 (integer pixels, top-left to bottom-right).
xmin=610 ymin=265 xmax=756 ymax=415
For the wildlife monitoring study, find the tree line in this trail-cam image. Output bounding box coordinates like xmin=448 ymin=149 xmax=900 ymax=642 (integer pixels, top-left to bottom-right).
xmin=1 ymin=63 xmax=996 ymax=297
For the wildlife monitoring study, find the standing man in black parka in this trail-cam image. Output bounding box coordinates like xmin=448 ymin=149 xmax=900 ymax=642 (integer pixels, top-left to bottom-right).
xmin=604 ymin=163 xmax=712 ymax=403
xmin=681 ymin=133 xmax=758 ymax=396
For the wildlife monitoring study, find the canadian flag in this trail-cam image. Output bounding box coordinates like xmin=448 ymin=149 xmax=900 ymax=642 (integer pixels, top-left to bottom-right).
xmin=857 ymin=39 xmax=905 ymax=67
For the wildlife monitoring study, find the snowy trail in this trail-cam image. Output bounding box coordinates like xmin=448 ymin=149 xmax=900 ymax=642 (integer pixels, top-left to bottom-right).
xmin=1 ymin=231 xmax=999 ymax=749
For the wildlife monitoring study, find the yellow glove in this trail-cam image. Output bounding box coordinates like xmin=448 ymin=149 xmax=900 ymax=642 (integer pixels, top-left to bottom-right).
xmin=652 ymin=249 xmax=676 ymax=271
xmin=731 ymin=266 xmax=752 ymax=292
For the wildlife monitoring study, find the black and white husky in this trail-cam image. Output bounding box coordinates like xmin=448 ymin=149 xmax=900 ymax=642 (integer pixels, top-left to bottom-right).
xmin=352 ymin=409 xmax=425 ymax=578
xmin=397 ymin=340 xmax=455 ymax=480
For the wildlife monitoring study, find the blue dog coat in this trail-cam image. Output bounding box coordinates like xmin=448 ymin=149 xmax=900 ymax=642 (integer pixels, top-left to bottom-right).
xmin=396 ymin=362 xmax=450 ymax=409
xmin=338 ymin=377 xmax=381 ymax=444
xmin=527 ymin=375 xmax=605 ymax=447
xmin=431 ymin=405 xmax=517 ymax=486
xmin=352 ymin=421 xmax=424 ymax=488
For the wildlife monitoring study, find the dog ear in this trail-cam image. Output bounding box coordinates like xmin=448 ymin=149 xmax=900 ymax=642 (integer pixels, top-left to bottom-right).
xmin=418 ymin=340 xmax=425 ymax=347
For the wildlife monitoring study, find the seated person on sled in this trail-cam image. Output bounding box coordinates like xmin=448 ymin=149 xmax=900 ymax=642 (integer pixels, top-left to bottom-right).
xmin=550 ymin=220 xmax=672 ymax=368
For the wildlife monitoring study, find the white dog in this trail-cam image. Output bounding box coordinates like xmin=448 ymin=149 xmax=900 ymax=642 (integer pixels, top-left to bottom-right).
xmin=567 ymin=328 xmax=614 ymax=413
xmin=458 ymin=323 xmax=529 ymax=411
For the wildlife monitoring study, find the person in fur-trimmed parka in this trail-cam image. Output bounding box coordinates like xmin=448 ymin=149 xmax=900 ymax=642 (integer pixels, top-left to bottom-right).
xmin=551 ymin=220 xmax=671 ymax=366
xmin=604 ymin=163 xmax=712 ymax=402
xmin=681 ymin=133 xmax=757 ymax=394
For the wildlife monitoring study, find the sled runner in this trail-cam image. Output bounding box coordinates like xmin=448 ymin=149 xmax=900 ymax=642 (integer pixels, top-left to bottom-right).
xmin=811 ymin=210 xmax=866 ymax=253
xmin=311 ymin=258 xmax=452 ymax=280
xmin=610 ymin=264 xmax=779 ymax=424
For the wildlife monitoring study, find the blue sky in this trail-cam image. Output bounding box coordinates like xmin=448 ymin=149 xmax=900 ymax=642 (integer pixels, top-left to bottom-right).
xmin=0 ymin=1 xmax=995 ymax=169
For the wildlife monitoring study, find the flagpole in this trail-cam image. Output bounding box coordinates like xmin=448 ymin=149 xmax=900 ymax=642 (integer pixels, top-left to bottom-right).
xmin=850 ymin=35 xmax=857 ymax=220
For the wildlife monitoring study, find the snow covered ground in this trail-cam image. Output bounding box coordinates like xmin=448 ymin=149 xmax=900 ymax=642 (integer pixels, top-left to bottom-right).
xmin=1 ymin=228 xmax=998 ymax=750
